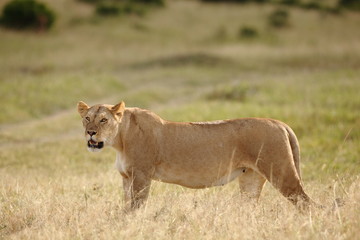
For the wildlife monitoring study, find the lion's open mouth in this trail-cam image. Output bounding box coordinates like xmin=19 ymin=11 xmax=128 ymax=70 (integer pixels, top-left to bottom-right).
xmin=87 ymin=139 xmax=104 ymax=149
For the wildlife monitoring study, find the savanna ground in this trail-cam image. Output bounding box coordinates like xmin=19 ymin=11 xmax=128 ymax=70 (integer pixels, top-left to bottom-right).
xmin=0 ymin=0 xmax=360 ymax=239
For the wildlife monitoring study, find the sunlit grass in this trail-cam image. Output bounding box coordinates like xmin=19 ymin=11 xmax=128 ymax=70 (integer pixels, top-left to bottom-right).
xmin=1 ymin=169 xmax=359 ymax=239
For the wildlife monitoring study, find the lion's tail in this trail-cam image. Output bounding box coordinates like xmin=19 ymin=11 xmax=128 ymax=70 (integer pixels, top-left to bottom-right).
xmin=285 ymin=126 xmax=302 ymax=181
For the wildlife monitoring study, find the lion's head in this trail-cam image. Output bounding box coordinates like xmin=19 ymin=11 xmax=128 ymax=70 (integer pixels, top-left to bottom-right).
xmin=77 ymin=101 xmax=125 ymax=152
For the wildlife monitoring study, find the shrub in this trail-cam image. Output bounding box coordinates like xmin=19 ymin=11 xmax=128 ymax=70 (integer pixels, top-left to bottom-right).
xmin=78 ymin=0 xmax=100 ymax=3
xmin=201 ymin=0 xmax=267 ymax=3
xmin=279 ymin=0 xmax=300 ymax=6
xmin=95 ymin=2 xmax=146 ymax=16
xmin=96 ymin=2 xmax=120 ymax=16
xmin=268 ymin=9 xmax=290 ymax=28
xmin=129 ymin=0 xmax=164 ymax=6
xmin=122 ymin=3 xmax=146 ymax=15
xmin=300 ymin=1 xmax=322 ymax=10
xmin=239 ymin=26 xmax=259 ymax=39
xmin=324 ymin=6 xmax=342 ymax=14
xmin=206 ymin=84 xmax=258 ymax=102
xmin=90 ymin=0 xmax=162 ymax=17
xmin=80 ymin=0 xmax=164 ymax=6
xmin=0 ymin=0 xmax=56 ymax=31
xmin=338 ymin=0 xmax=360 ymax=11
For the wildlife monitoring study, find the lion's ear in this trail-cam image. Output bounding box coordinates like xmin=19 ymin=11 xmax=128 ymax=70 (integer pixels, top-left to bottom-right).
xmin=77 ymin=101 xmax=89 ymax=118
xmin=111 ymin=101 xmax=125 ymax=119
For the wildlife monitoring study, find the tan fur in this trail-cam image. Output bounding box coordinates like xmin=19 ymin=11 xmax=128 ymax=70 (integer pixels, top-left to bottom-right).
xmin=77 ymin=101 xmax=313 ymax=211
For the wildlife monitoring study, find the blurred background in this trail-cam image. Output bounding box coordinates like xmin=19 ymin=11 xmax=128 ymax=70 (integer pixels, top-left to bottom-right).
xmin=0 ymin=0 xmax=360 ymax=178
xmin=1 ymin=0 xmax=359 ymax=178
xmin=0 ymin=0 xmax=360 ymax=237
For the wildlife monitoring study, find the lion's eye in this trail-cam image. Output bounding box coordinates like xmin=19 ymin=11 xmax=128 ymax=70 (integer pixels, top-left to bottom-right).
xmin=85 ymin=117 xmax=90 ymax=122
xmin=100 ymin=118 xmax=108 ymax=123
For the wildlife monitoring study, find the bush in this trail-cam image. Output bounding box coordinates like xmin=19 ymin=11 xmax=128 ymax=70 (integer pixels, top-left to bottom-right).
xmin=0 ymin=0 xmax=56 ymax=31
xmin=324 ymin=6 xmax=342 ymax=14
xmin=201 ymin=0 xmax=267 ymax=3
xmin=96 ymin=2 xmax=120 ymax=16
xmin=338 ymin=0 xmax=360 ymax=11
xmin=206 ymin=84 xmax=257 ymax=102
xmin=279 ymin=0 xmax=300 ymax=6
xmin=122 ymin=3 xmax=147 ymax=15
xmin=300 ymin=1 xmax=322 ymax=10
xmin=80 ymin=0 xmax=164 ymax=6
xmin=95 ymin=2 xmax=146 ymax=16
xmin=78 ymin=0 xmax=100 ymax=3
xmin=238 ymin=26 xmax=259 ymax=39
xmin=89 ymin=0 xmax=162 ymax=17
xmin=129 ymin=0 xmax=164 ymax=6
xmin=268 ymin=9 xmax=290 ymax=28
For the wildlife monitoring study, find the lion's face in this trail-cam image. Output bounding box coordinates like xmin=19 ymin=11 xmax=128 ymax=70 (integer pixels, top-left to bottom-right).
xmin=77 ymin=101 xmax=125 ymax=152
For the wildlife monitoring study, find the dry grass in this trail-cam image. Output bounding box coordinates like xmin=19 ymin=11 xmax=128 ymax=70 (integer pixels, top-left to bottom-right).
xmin=1 ymin=169 xmax=360 ymax=239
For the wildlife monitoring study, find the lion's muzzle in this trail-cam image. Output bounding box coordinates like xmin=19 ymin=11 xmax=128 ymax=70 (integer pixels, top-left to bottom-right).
xmin=87 ymin=139 xmax=104 ymax=150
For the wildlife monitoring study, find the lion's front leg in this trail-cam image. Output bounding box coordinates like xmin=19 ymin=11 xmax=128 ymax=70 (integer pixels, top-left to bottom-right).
xmin=122 ymin=170 xmax=151 ymax=211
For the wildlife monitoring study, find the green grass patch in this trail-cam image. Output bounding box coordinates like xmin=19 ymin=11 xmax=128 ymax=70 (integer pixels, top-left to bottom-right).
xmin=160 ymin=70 xmax=360 ymax=180
xmin=0 ymin=74 xmax=124 ymax=124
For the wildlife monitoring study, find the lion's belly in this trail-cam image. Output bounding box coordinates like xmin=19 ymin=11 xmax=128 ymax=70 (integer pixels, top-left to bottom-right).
xmin=152 ymin=164 xmax=246 ymax=188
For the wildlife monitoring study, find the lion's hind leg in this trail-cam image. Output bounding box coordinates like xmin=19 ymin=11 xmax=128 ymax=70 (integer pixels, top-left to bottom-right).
xmin=238 ymin=168 xmax=267 ymax=201
xmin=256 ymin=157 xmax=312 ymax=211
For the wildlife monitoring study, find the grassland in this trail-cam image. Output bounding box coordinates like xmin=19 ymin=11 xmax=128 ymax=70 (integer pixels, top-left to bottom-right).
xmin=0 ymin=0 xmax=360 ymax=239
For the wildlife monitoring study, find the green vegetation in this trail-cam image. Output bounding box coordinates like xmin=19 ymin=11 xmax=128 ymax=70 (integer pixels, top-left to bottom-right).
xmin=0 ymin=0 xmax=360 ymax=238
xmin=80 ymin=0 xmax=164 ymax=17
xmin=129 ymin=0 xmax=164 ymax=6
xmin=279 ymin=0 xmax=300 ymax=6
xmin=96 ymin=2 xmax=147 ymax=17
xmin=0 ymin=75 xmax=124 ymax=124
xmin=238 ymin=26 xmax=259 ymax=39
xmin=0 ymin=0 xmax=55 ymax=30
xmin=268 ymin=8 xmax=290 ymax=28
xmin=80 ymin=0 xmax=164 ymax=5
xmin=338 ymin=0 xmax=360 ymax=11
xmin=201 ymin=0 xmax=267 ymax=3
xmin=200 ymin=0 xmax=342 ymax=14
xmin=206 ymin=83 xmax=258 ymax=102
xmin=95 ymin=2 xmax=120 ymax=16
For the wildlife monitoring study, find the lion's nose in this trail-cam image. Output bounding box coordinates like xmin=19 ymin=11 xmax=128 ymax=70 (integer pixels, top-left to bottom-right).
xmin=87 ymin=130 xmax=97 ymax=136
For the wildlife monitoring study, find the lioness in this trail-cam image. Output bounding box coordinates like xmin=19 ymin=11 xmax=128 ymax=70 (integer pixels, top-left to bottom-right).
xmin=77 ymin=101 xmax=313 ymax=210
